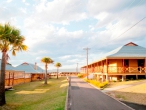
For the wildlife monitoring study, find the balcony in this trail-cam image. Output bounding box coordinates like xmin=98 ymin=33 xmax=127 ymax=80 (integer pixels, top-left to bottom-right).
xmin=81 ymin=66 xmax=146 ymax=75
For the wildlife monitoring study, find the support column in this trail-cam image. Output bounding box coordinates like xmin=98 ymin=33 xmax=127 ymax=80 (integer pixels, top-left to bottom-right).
xmin=96 ymin=75 xmax=99 ymax=81
xmin=106 ymin=74 xmax=108 ymax=81
xmin=102 ymin=60 xmax=103 ymax=73
xmin=12 ymin=72 xmax=14 ymax=86
xmin=122 ymin=75 xmax=126 ymax=81
xmin=136 ymin=75 xmax=138 ymax=80
xmin=106 ymin=59 xmax=108 ymax=81
xmin=102 ymin=75 xmax=104 ymax=82
xmin=106 ymin=59 xmax=108 ymax=73
xmin=145 ymin=58 xmax=146 ymax=71
xmin=145 ymin=58 xmax=146 ymax=78
xmin=123 ymin=59 xmax=125 ymax=73
xmin=8 ymin=72 xmax=10 ymax=86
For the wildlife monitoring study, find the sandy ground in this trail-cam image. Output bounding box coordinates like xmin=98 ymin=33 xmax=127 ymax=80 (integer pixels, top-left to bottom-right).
xmin=105 ymin=80 xmax=146 ymax=105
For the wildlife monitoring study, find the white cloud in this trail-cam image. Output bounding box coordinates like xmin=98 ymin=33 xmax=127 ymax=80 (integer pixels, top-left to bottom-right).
xmin=22 ymin=0 xmax=25 ymax=2
xmin=25 ymin=0 xmax=87 ymax=25
xmin=6 ymin=0 xmax=12 ymax=3
xmin=87 ymin=0 xmax=126 ymax=16
xmin=94 ymin=12 xmax=109 ymax=21
xmin=24 ymin=24 xmax=56 ymax=48
xmin=59 ymin=55 xmax=71 ymax=60
xmin=67 ymin=59 xmax=79 ymax=63
xmin=20 ymin=8 xmax=27 ymax=14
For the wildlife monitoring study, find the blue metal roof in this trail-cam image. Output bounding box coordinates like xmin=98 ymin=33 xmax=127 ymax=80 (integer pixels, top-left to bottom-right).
xmin=0 ymin=60 xmax=15 ymax=70
xmin=105 ymin=44 xmax=146 ymax=58
xmin=15 ymin=62 xmax=44 ymax=73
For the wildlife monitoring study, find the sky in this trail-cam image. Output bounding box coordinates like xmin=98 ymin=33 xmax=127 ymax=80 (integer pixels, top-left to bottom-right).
xmin=0 ymin=0 xmax=146 ymax=70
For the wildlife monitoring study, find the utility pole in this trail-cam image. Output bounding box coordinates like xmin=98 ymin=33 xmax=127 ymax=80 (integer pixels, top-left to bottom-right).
xmin=83 ymin=48 xmax=90 ymax=79
xmin=76 ymin=63 xmax=78 ymax=74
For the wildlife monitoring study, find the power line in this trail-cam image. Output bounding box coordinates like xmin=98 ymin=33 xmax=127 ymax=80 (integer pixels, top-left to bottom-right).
xmin=110 ymin=0 xmax=144 ymax=41
xmin=108 ymin=0 xmax=137 ymax=34
xmin=113 ymin=16 xmax=146 ymax=41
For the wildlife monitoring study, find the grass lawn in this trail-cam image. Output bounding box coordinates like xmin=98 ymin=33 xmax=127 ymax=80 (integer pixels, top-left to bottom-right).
xmin=0 ymin=77 xmax=68 ymax=110
xmin=106 ymin=79 xmax=146 ymax=105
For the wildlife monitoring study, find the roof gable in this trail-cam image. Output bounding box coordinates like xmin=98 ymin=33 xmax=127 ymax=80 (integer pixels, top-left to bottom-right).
xmin=124 ymin=42 xmax=138 ymax=46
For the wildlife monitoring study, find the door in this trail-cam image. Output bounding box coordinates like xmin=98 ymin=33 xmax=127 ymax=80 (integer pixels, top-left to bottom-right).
xmin=138 ymin=59 xmax=144 ymax=72
xmin=124 ymin=60 xmax=129 ymax=72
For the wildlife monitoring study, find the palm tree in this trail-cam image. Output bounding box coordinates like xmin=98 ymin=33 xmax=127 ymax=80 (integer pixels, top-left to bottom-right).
xmin=55 ymin=62 xmax=62 ymax=79
xmin=0 ymin=23 xmax=28 ymax=105
xmin=41 ymin=57 xmax=54 ymax=84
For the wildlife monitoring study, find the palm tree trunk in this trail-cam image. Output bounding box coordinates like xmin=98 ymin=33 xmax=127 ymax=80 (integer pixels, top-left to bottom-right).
xmin=0 ymin=52 xmax=6 ymax=105
xmin=57 ymin=68 xmax=58 ymax=79
xmin=44 ymin=64 xmax=47 ymax=84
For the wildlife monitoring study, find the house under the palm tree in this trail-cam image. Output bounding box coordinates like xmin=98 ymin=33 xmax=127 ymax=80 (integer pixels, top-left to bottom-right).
xmin=15 ymin=62 xmax=44 ymax=81
xmin=0 ymin=59 xmax=25 ymax=86
xmin=80 ymin=42 xmax=146 ymax=81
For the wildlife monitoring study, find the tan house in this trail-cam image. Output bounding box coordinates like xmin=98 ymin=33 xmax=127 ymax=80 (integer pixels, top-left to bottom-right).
xmin=4 ymin=62 xmax=44 ymax=87
xmin=0 ymin=60 xmax=25 ymax=86
xmin=15 ymin=62 xmax=44 ymax=81
xmin=80 ymin=42 xmax=146 ymax=81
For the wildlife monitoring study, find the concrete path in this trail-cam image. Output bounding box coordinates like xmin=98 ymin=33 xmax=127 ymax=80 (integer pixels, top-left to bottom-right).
xmin=69 ymin=76 xmax=133 ymax=110
xmin=102 ymin=80 xmax=146 ymax=92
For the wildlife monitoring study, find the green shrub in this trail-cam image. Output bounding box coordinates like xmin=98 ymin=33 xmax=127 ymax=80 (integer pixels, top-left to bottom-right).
xmin=103 ymin=81 xmax=108 ymax=86
xmin=98 ymin=83 xmax=104 ymax=88
xmin=85 ymin=79 xmax=108 ymax=89
xmin=126 ymin=79 xmax=129 ymax=81
xmin=84 ymin=78 xmax=89 ymax=82
xmin=112 ymin=80 xmax=116 ymax=82
xmin=77 ymin=74 xmax=83 ymax=78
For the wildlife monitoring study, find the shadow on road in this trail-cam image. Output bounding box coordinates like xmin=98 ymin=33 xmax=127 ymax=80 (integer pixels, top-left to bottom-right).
xmin=121 ymin=101 xmax=146 ymax=110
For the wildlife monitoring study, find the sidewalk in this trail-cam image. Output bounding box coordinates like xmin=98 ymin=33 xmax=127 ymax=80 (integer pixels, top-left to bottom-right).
xmin=102 ymin=80 xmax=146 ymax=92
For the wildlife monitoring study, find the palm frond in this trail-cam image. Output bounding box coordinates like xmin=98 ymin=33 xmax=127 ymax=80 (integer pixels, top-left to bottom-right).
xmin=12 ymin=50 xmax=16 ymax=56
xmin=41 ymin=57 xmax=54 ymax=64
xmin=55 ymin=62 xmax=62 ymax=68
xmin=0 ymin=23 xmax=28 ymax=55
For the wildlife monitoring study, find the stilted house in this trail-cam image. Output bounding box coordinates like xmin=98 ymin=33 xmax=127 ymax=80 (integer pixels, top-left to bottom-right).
xmin=0 ymin=60 xmax=25 ymax=86
xmin=15 ymin=62 xmax=44 ymax=81
xmin=81 ymin=42 xmax=146 ymax=81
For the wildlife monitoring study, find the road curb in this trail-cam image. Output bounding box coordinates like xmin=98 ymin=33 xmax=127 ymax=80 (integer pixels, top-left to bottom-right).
xmin=65 ymin=76 xmax=71 ymax=110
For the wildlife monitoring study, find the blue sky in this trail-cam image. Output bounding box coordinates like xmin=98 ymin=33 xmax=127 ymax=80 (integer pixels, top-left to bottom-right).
xmin=0 ymin=0 xmax=146 ymax=70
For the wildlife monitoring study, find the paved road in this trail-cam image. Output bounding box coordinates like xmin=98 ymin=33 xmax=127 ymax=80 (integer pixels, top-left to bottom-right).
xmin=69 ymin=76 xmax=133 ymax=110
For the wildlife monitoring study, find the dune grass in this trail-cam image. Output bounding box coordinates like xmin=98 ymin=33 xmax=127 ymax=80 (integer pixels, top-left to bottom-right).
xmin=0 ymin=77 xmax=68 ymax=110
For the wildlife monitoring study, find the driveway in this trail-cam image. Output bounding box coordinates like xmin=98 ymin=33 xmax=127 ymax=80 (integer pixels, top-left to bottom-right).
xmin=68 ymin=76 xmax=133 ymax=110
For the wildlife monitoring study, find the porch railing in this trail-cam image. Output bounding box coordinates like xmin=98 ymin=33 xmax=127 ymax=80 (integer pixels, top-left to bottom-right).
xmin=81 ymin=66 xmax=146 ymax=74
xmin=108 ymin=66 xmax=146 ymax=73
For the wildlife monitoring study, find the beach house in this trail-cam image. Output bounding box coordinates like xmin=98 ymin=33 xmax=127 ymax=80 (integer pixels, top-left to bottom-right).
xmin=80 ymin=42 xmax=146 ymax=81
xmin=15 ymin=62 xmax=44 ymax=81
